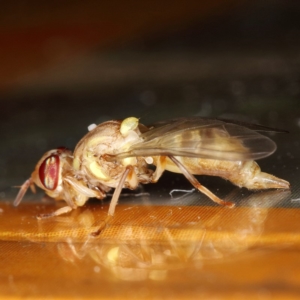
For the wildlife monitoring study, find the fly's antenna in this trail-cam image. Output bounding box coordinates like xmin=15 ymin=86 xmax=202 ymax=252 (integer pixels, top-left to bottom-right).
xmin=13 ymin=178 xmax=33 ymax=207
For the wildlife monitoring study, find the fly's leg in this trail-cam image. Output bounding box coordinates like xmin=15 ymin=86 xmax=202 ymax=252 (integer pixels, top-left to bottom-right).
xmin=37 ymin=206 xmax=74 ymax=219
xmin=37 ymin=184 xmax=78 ymax=219
xmin=91 ymin=165 xmax=134 ymax=236
xmin=13 ymin=178 xmax=33 ymax=207
xmin=168 ymin=156 xmax=235 ymax=208
xmin=108 ymin=165 xmax=134 ymax=216
xmin=64 ymin=177 xmax=106 ymax=199
xmin=90 ymin=215 xmax=112 ymax=237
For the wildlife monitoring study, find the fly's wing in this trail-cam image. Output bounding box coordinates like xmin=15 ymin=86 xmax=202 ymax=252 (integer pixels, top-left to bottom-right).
xmin=216 ymin=118 xmax=288 ymax=133
xmin=115 ymin=118 xmax=279 ymax=161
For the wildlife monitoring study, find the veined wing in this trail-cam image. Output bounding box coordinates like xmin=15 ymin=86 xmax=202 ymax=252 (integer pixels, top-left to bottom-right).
xmin=115 ymin=118 xmax=280 ymax=161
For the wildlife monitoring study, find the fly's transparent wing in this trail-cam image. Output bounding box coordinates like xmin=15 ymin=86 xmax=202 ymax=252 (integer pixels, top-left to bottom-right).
xmin=216 ymin=118 xmax=288 ymax=133
xmin=115 ymin=118 xmax=279 ymax=161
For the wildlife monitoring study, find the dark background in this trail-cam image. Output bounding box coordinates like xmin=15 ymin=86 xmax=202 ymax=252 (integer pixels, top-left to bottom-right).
xmin=1 ymin=1 xmax=300 ymax=202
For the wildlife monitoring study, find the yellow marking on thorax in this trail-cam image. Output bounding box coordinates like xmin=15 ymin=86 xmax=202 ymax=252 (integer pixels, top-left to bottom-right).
xmin=89 ymin=161 xmax=109 ymax=180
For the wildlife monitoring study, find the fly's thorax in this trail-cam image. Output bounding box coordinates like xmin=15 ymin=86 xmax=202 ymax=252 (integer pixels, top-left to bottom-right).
xmin=73 ymin=121 xmax=120 ymax=178
xmin=72 ymin=118 xmax=144 ymax=188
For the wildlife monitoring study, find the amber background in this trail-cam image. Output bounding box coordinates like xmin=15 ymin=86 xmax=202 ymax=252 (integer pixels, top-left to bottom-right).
xmin=1 ymin=1 xmax=300 ymax=299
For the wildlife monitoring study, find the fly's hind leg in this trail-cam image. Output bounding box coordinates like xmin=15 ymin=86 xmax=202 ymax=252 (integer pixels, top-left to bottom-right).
xmin=168 ymin=156 xmax=235 ymax=208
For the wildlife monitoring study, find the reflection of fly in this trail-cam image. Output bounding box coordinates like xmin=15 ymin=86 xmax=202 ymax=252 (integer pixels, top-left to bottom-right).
xmin=14 ymin=117 xmax=290 ymax=219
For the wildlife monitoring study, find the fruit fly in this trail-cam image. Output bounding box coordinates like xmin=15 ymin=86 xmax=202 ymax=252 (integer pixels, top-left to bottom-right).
xmin=14 ymin=117 xmax=290 ymax=220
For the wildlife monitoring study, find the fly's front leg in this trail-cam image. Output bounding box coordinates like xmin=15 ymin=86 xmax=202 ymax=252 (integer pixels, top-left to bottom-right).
xmin=37 ymin=177 xmax=107 ymax=220
xmin=36 ymin=205 xmax=74 ymax=220
xmin=168 ymin=156 xmax=235 ymax=208
xmin=37 ymin=181 xmax=78 ymax=219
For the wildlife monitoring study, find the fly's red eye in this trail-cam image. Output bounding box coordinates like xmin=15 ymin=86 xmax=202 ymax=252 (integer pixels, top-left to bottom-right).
xmin=39 ymin=155 xmax=60 ymax=190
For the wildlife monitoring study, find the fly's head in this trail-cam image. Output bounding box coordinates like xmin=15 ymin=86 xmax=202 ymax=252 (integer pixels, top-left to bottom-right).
xmin=14 ymin=148 xmax=73 ymax=206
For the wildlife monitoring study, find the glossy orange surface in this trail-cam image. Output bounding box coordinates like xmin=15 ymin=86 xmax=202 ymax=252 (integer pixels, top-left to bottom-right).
xmin=0 ymin=190 xmax=299 ymax=299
